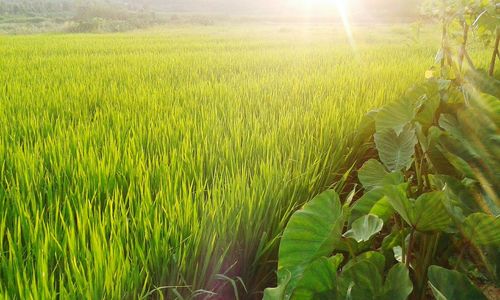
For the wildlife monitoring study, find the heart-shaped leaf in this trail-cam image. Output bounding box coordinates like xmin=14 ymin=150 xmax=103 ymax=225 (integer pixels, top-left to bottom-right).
xmin=439 ymin=148 xmax=476 ymax=178
xmin=349 ymin=188 xmax=394 ymax=225
xmin=375 ymin=96 xmax=417 ymax=135
xmin=428 ymin=174 xmax=479 ymax=215
xmin=263 ymin=271 xmax=291 ymax=300
xmin=415 ymin=83 xmax=440 ymax=128
xmin=381 ymin=171 xmax=405 ymax=186
xmin=384 ymin=183 xmax=413 ymax=226
xmin=344 ymin=215 xmax=384 ymax=243
xmin=358 ymin=159 xmax=389 ymax=190
xmin=382 ymin=228 xmax=410 ymax=251
xmin=343 ymin=251 xmax=386 ymax=276
xmin=462 ymin=213 xmax=500 ymax=246
xmin=425 ymin=127 xmax=460 ymax=176
xmin=338 ymin=253 xmax=384 ymax=300
xmin=357 ymin=159 xmax=404 ymax=191
xmin=381 ymin=263 xmax=413 ymax=300
xmin=385 ymin=186 xmax=451 ymax=232
xmin=375 ymin=126 xmax=417 ymax=171
xmin=370 ymin=197 xmax=395 ymax=222
xmin=412 ymin=191 xmax=451 ymax=232
xmin=276 ymin=190 xmax=344 ymax=298
xmin=428 ymin=266 xmax=487 ymax=300
xmin=291 ymin=255 xmax=343 ymax=300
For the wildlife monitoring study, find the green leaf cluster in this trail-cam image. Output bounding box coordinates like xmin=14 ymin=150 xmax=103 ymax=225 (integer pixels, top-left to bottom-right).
xmin=265 ymin=65 xmax=499 ymax=300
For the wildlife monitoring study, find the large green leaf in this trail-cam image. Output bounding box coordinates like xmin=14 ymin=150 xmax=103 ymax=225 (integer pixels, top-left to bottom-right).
xmin=381 ymin=263 xmax=413 ymax=300
xmin=349 ymin=188 xmax=394 ymax=225
xmin=344 ymin=215 xmax=384 ymax=243
xmin=425 ymin=126 xmax=459 ymax=176
xmin=375 ymin=96 xmax=416 ymax=135
xmin=370 ymin=197 xmax=395 ymax=222
xmin=428 ymin=174 xmax=479 ymax=215
xmin=358 ymin=159 xmax=389 ymax=190
xmin=438 ymin=114 xmax=465 ymax=145
xmin=428 ymin=266 xmax=487 ymax=300
xmin=338 ymin=253 xmax=384 ymax=300
xmin=462 ymin=213 xmax=500 ymax=246
xmin=384 ymin=183 xmax=413 ymax=226
xmin=439 ymin=149 xmax=476 ymax=178
xmin=357 ymin=159 xmax=404 ymax=191
xmin=414 ymin=83 xmax=440 ymax=128
xmin=381 ymin=171 xmax=405 ymax=186
xmin=291 ymin=255 xmax=343 ymax=300
xmin=342 ymin=251 xmax=386 ymax=277
xmin=277 ymin=190 xmax=344 ymax=298
xmin=263 ymin=272 xmax=291 ymax=300
xmin=474 ymin=92 xmax=500 ymax=125
xmin=412 ymin=191 xmax=451 ymax=232
xmin=436 ymin=101 xmax=500 ymax=201
xmin=385 ymin=186 xmax=451 ymax=232
xmin=381 ymin=228 xmax=409 ymax=252
xmin=374 ymin=126 xmax=417 ymax=171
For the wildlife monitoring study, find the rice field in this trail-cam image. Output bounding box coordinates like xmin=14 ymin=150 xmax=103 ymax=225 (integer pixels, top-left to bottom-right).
xmin=0 ymin=25 xmax=442 ymax=299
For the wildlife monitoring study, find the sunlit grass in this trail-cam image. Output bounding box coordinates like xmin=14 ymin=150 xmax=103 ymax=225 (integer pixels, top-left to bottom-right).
xmin=0 ymin=25 xmax=454 ymax=298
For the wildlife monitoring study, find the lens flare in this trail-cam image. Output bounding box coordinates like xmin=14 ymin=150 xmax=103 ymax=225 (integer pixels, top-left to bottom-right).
xmin=288 ymin=0 xmax=356 ymax=50
xmin=335 ymin=0 xmax=356 ymax=50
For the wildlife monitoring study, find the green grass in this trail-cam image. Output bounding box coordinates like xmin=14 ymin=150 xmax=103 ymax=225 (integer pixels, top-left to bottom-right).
xmin=0 ymin=25 xmax=443 ymax=298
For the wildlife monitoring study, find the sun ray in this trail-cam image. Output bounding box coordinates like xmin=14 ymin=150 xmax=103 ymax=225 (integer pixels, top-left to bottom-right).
xmin=287 ymin=0 xmax=357 ymax=50
xmin=335 ymin=0 xmax=356 ymax=50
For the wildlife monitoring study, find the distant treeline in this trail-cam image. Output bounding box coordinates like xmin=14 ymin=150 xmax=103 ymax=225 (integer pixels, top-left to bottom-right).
xmin=145 ymin=0 xmax=424 ymax=19
xmin=0 ymin=0 xmax=426 ymax=34
xmin=0 ymin=0 xmax=425 ymax=18
xmin=0 ymin=0 xmax=164 ymax=33
xmin=0 ymin=0 xmax=75 ymax=15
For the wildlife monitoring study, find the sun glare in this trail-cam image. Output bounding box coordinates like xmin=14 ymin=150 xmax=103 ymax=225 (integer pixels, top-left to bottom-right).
xmin=289 ymin=0 xmax=356 ymax=49
xmin=335 ymin=0 xmax=356 ymax=49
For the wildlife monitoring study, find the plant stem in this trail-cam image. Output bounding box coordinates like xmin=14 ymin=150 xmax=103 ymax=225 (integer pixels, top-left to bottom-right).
xmin=416 ymin=235 xmax=428 ymax=300
xmin=440 ymin=19 xmax=447 ymax=78
xmin=454 ymin=242 xmax=468 ymax=270
xmin=488 ymin=29 xmax=499 ymax=76
xmin=345 ymin=239 xmax=356 ymax=260
xmin=406 ymin=229 xmax=415 ymax=268
xmin=464 ymin=50 xmax=476 ymax=70
xmin=400 ymin=218 xmax=406 ymax=265
xmin=416 ymin=144 xmax=428 ymax=192
xmin=471 ymin=243 xmax=496 ymax=281
xmin=409 ymin=233 xmax=439 ymax=300
xmin=414 ymin=147 xmax=423 ymax=194
xmin=458 ymin=20 xmax=468 ymax=71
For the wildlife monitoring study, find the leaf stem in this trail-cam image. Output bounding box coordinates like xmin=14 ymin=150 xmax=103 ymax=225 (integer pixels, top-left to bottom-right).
xmin=488 ymin=29 xmax=499 ymax=77
xmin=406 ymin=229 xmax=415 ymax=269
xmin=454 ymin=241 xmax=467 ymax=270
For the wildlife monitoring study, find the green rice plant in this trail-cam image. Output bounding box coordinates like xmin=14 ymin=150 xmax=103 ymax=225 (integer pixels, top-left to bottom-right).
xmin=0 ymin=25 xmax=489 ymax=298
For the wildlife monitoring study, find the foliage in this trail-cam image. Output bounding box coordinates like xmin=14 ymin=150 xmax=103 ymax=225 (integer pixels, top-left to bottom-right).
xmin=265 ymin=77 xmax=499 ymax=299
xmin=0 ymin=0 xmax=165 ymax=34
xmin=0 ymin=27 xmax=439 ymax=299
xmin=265 ymin=3 xmax=499 ymax=299
xmin=422 ymin=0 xmax=499 ymax=75
xmin=428 ymin=266 xmax=487 ymax=300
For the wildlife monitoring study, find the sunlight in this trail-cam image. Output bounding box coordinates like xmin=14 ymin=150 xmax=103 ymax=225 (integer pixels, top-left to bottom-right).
xmin=289 ymin=0 xmax=356 ymax=49
xmin=335 ymin=0 xmax=356 ymax=50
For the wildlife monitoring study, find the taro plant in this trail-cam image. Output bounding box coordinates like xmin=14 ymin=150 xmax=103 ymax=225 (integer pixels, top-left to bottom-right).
xmin=264 ymin=2 xmax=499 ymax=299
xmin=264 ymin=80 xmax=499 ymax=300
